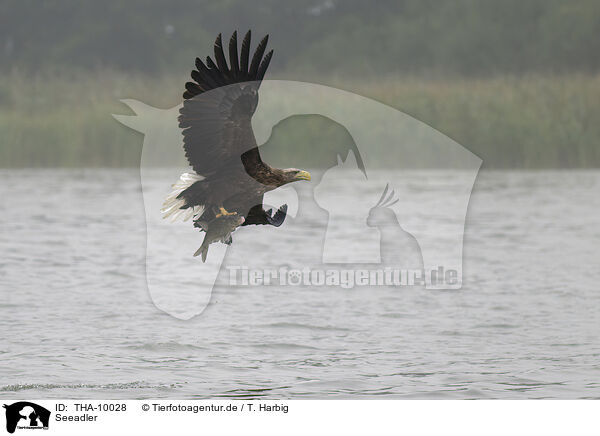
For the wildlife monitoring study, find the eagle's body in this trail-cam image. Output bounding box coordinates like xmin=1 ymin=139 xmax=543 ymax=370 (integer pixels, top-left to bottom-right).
xmin=161 ymin=31 xmax=310 ymax=260
xmin=183 ymin=156 xmax=292 ymax=219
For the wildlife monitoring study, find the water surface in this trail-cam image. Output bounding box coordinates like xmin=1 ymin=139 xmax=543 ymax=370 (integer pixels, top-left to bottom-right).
xmin=1 ymin=169 xmax=599 ymax=399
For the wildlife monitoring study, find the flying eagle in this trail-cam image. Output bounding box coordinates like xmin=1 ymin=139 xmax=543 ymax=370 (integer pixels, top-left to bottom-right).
xmin=161 ymin=31 xmax=311 ymax=260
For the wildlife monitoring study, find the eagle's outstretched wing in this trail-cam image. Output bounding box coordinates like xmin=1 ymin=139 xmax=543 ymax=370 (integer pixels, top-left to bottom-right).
xmin=178 ymin=31 xmax=273 ymax=178
xmin=242 ymin=203 xmax=288 ymax=227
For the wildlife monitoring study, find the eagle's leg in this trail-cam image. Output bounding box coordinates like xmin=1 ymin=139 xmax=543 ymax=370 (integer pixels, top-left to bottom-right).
xmin=215 ymin=206 xmax=237 ymax=218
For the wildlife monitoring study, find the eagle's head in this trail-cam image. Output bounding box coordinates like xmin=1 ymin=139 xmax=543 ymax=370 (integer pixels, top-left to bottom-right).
xmin=282 ymin=168 xmax=311 ymax=184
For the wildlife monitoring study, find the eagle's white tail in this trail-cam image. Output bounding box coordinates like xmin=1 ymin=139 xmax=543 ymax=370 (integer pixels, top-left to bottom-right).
xmin=161 ymin=172 xmax=204 ymax=222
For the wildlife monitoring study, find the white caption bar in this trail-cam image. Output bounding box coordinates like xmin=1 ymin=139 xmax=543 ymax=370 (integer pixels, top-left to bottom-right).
xmin=1 ymin=400 xmax=596 ymax=436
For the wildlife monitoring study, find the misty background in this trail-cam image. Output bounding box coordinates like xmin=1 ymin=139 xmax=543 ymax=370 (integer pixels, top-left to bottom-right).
xmin=1 ymin=0 xmax=599 ymax=168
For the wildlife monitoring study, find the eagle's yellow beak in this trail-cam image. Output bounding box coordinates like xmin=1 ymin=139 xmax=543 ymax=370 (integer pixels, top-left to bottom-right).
xmin=295 ymin=170 xmax=311 ymax=181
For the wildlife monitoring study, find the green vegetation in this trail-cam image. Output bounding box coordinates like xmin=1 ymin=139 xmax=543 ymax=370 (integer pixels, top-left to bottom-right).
xmin=1 ymin=71 xmax=599 ymax=168
xmin=2 ymin=0 xmax=599 ymax=76
xmin=360 ymin=75 xmax=600 ymax=168
xmin=1 ymin=1 xmax=598 ymax=168
xmin=0 ymin=71 xmax=180 ymax=167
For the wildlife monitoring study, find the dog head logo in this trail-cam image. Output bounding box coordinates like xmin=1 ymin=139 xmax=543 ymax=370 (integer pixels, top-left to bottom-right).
xmin=114 ymin=80 xmax=481 ymax=319
xmin=3 ymin=402 xmax=50 ymax=434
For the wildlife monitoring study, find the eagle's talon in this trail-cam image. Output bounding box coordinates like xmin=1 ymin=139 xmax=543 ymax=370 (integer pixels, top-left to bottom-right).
xmin=215 ymin=206 xmax=236 ymax=218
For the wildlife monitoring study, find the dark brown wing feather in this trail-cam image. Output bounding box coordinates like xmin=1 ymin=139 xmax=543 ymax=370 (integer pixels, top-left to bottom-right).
xmin=179 ymin=31 xmax=273 ymax=178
